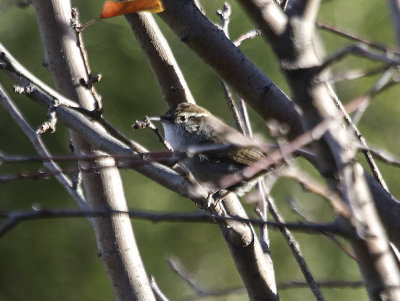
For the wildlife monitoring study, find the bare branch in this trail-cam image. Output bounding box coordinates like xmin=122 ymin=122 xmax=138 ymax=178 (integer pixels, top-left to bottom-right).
xmin=124 ymin=12 xmax=195 ymax=106
xmin=216 ymin=2 xmax=231 ymax=38
xmin=71 ymin=8 xmax=103 ymax=109
xmin=215 ymin=8 xmax=246 ymax=135
xmin=287 ymin=196 xmax=358 ymax=261
xmin=150 ymin=277 xmax=170 ymax=301
xmin=327 ymin=66 xmax=390 ymax=84
xmin=359 ymin=145 xmax=400 ymax=168
xmin=318 ymin=45 xmax=400 ymax=72
xmin=232 ymin=85 xmax=323 ymax=298
xmin=0 ymin=84 xmax=87 ymax=208
xmin=30 ymin=1 xmax=157 ymax=299
xmin=0 ymin=154 xmax=184 ymax=183
xmin=219 ymin=80 xmax=246 ymax=134
xmin=237 ymin=0 xmax=288 ymax=42
xmin=278 ymin=280 xmax=364 ymax=290
xmin=234 ymin=29 xmax=261 ymax=47
xmin=159 ymin=0 xmax=303 ymax=139
xmin=267 ymin=192 xmax=325 ymax=301
xmin=282 ymin=167 xmax=344 ymax=211
xmin=177 ymin=280 xmax=364 ymax=301
xmin=132 ymin=116 xmax=173 ymax=151
xmin=352 ymin=68 xmax=395 ymax=124
xmin=215 ymin=112 xmax=351 ymax=218
xmin=325 ymin=75 xmax=390 ymax=191
xmin=236 ymin=1 xmax=400 ymax=296
xmin=317 ymin=21 xmax=400 ymax=55
xmin=0 ymin=207 xmax=346 ymax=238
xmin=168 ymin=257 xmax=209 ymax=296
xmin=0 ymin=42 xmax=208 ymax=200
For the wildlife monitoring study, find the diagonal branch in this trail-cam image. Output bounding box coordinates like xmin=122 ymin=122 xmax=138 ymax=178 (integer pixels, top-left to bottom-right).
xmin=159 ymin=0 xmax=303 ymax=139
xmin=236 ymin=1 xmax=400 ymax=298
xmin=0 ymin=42 xmax=208 ymax=200
xmin=124 ymin=12 xmax=195 ymax=106
xmin=317 ymin=21 xmax=400 ymax=55
xmin=0 ymin=84 xmax=88 ymax=208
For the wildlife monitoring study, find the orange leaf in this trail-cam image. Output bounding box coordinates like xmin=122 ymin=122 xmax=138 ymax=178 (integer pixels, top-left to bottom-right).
xmin=100 ymin=0 xmax=164 ymax=19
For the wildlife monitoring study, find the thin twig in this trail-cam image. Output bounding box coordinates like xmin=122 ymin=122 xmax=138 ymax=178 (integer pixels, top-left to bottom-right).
xmin=150 ymin=276 xmax=170 ymax=301
xmin=216 ymin=3 xmax=247 ymax=135
xmin=327 ymin=66 xmax=389 ymax=84
xmin=235 ymin=97 xmax=273 ymax=254
xmin=318 ymin=45 xmax=400 ymax=73
xmin=178 ymin=279 xmax=364 ymax=301
xmin=36 ymin=98 xmax=59 ymax=134
xmin=358 ymin=145 xmax=400 ymax=167
xmin=255 ymin=179 xmax=272 ymax=253
xmin=177 ymin=279 xmax=364 ymax=301
xmin=278 ymin=280 xmax=364 ymax=289
xmin=0 ymin=153 xmax=186 ymax=183
xmin=317 ymin=22 xmax=400 ymax=55
xmin=267 ymin=193 xmax=325 ymax=301
xmin=282 ymin=167 xmax=343 ymax=208
xmin=219 ymin=80 xmax=246 ymax=133
xmin=237 ymin=97 xmax=252 ymax=137
xmin=216 ymin=2 xmax=231 ymax=38
xmin=325 ymin=80 xmax=389 ymax=191
xmin=215 ymin=97 xmax=367 ymax=216
xmin=0 ymin=151 xmax=178 ymax=164
xmin=351 ymin=68 xmax=394 ymax=124
xmin=168 ymin=257 xmax=208 ymax=295
xmin=0 ymin=84 xmax=87 ymax=208
xmin=132 ymin=116 xmax=173 ymax=151
xmin=0 ymin=208 xmax=346 ymax=238
xmin=234 ymin=65 xmax=323 ymax=299
xmin=71 ymin=8 xmax=103 ymax=109
xmin=1 ymin=44 xmax=140 ymax=151
xmin=217 ymin=8 xmax=274 ymax=254
xmin=169 ymin=257 xmax=245 ymax=301
xmin=287 ymin=197 xmax=358 ymax=262
xmin=234 ymin=29 xmax=261 ymax=47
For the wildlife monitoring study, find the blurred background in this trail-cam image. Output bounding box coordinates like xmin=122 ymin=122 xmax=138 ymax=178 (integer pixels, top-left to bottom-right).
xmin=0 ymin=0 xmax=399 ymax=300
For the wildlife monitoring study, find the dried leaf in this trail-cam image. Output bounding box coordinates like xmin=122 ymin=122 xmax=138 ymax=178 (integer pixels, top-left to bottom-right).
xmin=100 ymin=0 xmax=164 ymax=19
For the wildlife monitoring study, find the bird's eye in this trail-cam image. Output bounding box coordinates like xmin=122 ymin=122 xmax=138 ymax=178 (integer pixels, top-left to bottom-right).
xmin=178 ymin=115 xmax=187 ymax=123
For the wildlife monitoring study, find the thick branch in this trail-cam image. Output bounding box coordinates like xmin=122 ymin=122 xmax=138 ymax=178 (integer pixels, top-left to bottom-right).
xmin=238 ymin=0 xmax=400 ymax=299
xmin=31 ymin=1 xmax=155 ymax=300
xmin=159 ymin=0 xmax=304 ymax=139
xmin=124 ymin=12 xmax=195 ymax=106
xmin=0 ymin=42 xmax=207 ymax=200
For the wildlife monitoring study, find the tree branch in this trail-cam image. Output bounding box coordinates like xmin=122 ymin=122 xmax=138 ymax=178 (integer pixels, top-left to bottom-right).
xmin=0 ymin=207 xmax=346 ymax=238
xmin=238 ymin=0 xmax=400 ymax=299
xmin=31 ymin=1 xmax=156 ymax=299
xmin=124 ymin=12 xmax=195 ymax=106
xmin=0 ymin=83 xmax=88 ymax=208
xmin=0 ymin=42 xmax=208 ymax=200
xmin=159 ymin=0 xmax=303 ymax=139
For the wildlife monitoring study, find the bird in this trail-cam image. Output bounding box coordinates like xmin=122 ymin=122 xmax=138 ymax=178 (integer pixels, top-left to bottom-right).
xmin=149 ymin=102 xmax=267 ymax=196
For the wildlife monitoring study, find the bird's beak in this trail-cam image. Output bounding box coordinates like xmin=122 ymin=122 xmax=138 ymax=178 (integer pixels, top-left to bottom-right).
xmin=148 ymin=116 xmax=162 ymax=122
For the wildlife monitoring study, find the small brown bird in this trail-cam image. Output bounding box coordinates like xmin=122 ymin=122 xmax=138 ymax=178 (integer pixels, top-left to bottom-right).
xmin=151 ymin=103 xmax=266 ymax=195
